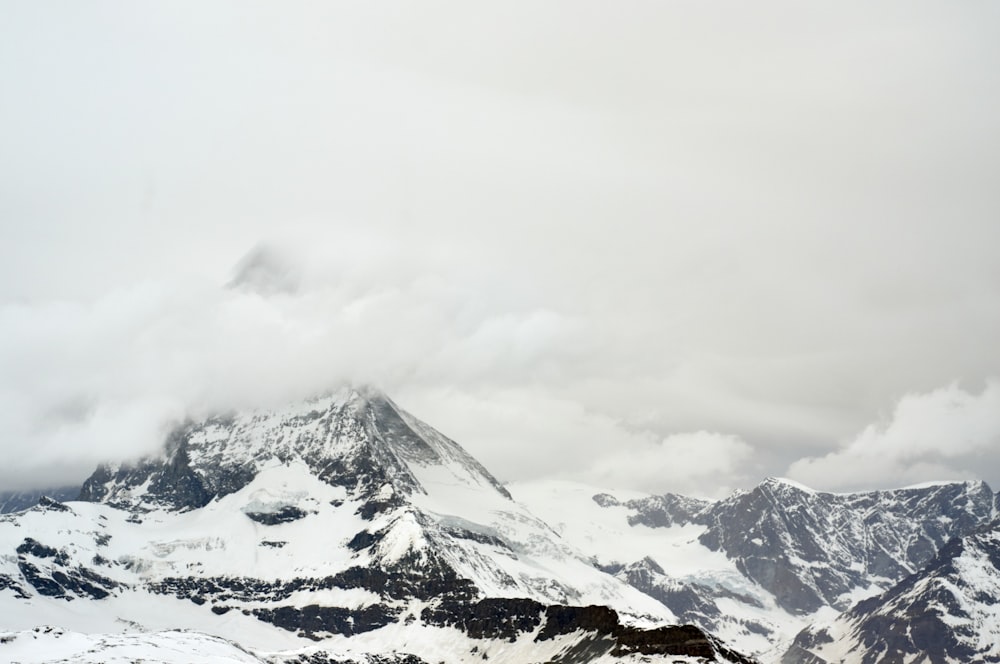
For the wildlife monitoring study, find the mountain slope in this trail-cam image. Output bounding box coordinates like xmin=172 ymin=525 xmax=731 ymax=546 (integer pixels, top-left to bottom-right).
xmin=0 ymin=387 xmax=750 ymax=663
xmin=71 ymin=387 xmax=670 ymax=613
xmin=0 ymin=627 xmax=264 ymax=664
xmin=784 ymin=519 xmax=1000 ymax=664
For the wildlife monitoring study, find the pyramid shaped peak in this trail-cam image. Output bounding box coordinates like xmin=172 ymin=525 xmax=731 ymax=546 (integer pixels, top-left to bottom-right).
xmin=80 ymin=384 xmax=511 ymax=511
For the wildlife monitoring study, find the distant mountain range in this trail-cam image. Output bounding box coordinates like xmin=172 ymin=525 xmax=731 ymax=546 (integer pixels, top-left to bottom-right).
xmin=1 ymin=387 xmax=997 ymax=663
xmin=0 ymin=487 xmax=79 ymax=514
xmin=514 ymin=476 xmax=1000 ymax=663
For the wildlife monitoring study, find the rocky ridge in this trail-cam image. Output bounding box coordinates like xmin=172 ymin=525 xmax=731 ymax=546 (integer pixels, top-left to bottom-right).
xmin=599 ymin=477 xmax=997 ymax=614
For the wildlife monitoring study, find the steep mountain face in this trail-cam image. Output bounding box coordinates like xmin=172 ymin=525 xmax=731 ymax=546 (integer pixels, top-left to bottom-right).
xmin=697 ymin=478 xmax=995 ymax=614
xmin=78 ymin=386 xmax=510 ymax=511
xmin=610 ymin=478 xmax=996 ymax=613
xmin=512 ymin=477 xmax=998 ymax=660
xmin=784 ymin=519 xmax=1000 ymax=664
xmin=0 ymin=388 xmax=751 ymax=664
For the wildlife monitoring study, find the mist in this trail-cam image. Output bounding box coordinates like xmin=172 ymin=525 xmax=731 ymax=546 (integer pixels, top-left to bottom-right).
xmin=1 ymin=1 xmax=998 ymax=494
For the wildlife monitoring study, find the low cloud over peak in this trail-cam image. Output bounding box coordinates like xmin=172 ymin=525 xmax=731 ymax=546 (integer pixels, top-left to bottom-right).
xmin=227 ymin=244 xmax=302 ymax=296
xmin=1 ymin=2 xmax=998 ymax=494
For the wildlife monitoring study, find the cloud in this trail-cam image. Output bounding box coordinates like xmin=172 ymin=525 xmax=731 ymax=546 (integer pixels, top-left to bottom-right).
xmin=582 ymin=430 xmax=755 ymax=499
xmin=398 ymin=386 xmax=755 ymax=499
xmin=0 ymin=243 xmax=599 ymax=489
xmin=0 ymin=3 xmax=999 ymax=493
xmin=787 ymin=381 xmax=1000 ymax=491
xmin=227 ymin=244 xmax=301 ymax=295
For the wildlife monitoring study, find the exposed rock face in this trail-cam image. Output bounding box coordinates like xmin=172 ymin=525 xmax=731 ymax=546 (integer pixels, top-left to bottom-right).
xmin=13 ymin=535 xmax=118 ymax=601
xmin=78 ymin=388 xmax=511 ymax=514
xmin=528 ymin=476 xmax=1000 ymax=659
xmin=422 ymin=597 xmax=758 ymax=663
xmin=612 ymin=493 xmax=713 ymax=529
xmin=610 ymin=477 xmax=997 ymax=615
xmin=707 ymin=479 xmax=994 ymax=613
xmin=79 ymin=434 xmax=217 ymax=511
xmin=244 ymin=506 xmax=310 ymax=525
xmin=610 ymin=558 xmax=728 ymax=631
xmin=784 ymin=519 xmax=1000 ymax=664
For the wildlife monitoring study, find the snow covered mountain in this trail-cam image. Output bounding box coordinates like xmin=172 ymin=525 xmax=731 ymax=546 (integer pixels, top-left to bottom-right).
xmin=5 ymin=386 xmax=998 ymax=663
xmin=0 ymin=387 xmax=752 ymax=664
xmin=783 ymin=518 xmax=1000 ymax=663
xmin=511 ymin=477 xmax=998 ymax=660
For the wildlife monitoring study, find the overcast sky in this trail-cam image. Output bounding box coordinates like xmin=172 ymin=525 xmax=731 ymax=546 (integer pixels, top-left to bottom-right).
xmin=2 ymin=1 xmax=999 ymax=496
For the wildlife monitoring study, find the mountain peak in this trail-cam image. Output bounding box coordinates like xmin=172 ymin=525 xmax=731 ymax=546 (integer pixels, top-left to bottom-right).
xmin=758 ymin=477 xmax=817 ymax=494
xmin=79 ymin=387 xmax=510 ymax=512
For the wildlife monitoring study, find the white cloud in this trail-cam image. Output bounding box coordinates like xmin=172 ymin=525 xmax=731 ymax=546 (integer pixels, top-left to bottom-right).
xmin=1 ymin=2 xmax=999 ymax=493
xmin=398 ymin=386 xmax=755 ymax=499
xmin=787 ymin=381 xmax=1000 ymax=491
xmin=0 ymin=245 xmax=599 ymax=488
xmin=582 ymin=431 xmax=755 ymax=499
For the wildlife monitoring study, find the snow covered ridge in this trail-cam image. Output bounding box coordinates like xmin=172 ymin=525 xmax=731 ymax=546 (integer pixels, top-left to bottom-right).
xmin=0 ymin=388 xmax=753 ymax=663
xmin=77 ymin=386 xmax=513 ymax=513
xmin=511 ymin=476 xmax=999 ymax=661
xmin=0 ymin=627 xmax=262 ymax=664
xmin=586 ymin=476 xmax=996 ymax=611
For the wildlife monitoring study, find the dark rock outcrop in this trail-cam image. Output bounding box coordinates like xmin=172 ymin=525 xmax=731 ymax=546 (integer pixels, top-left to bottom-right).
xmin=422 ymin=596 xmax=757 ymax=663
xmin=15 ymin=537 xmax=119 ymax=601
xmin=245 ymin=506 xmax=309 ymax=525
xmin=252 ymin=604 xmax=398 ymax=639
xmin=79 ymin=429 xmax=217 ymax=512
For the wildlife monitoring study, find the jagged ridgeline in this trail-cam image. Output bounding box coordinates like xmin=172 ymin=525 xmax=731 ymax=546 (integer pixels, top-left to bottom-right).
xmin=0 ymin=387 xmax=752 ymax=664
xmin=513 ymin=475 xmax=1000 ymax=661
xmin=598 ymin=477 xmax=996 ymax=612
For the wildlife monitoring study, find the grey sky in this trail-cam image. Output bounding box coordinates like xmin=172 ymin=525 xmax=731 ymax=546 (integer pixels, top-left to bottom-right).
xmin=1 ymin=1 xmax=999 ymax=495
